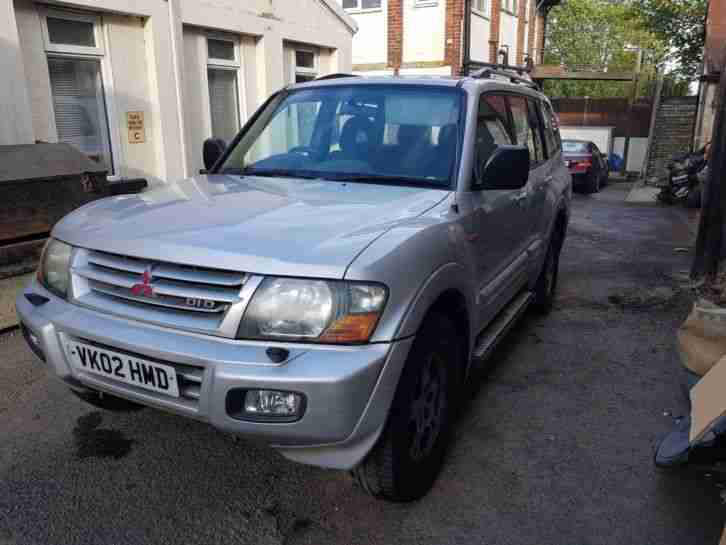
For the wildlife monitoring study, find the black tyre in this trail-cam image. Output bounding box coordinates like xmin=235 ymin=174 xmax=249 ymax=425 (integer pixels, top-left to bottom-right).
xmin=71 ymin=389 xmax=145 ymax=412
xmin=584 ymin=171 xmax=600 ymax=194
xmin=352 ymin=312 xmax=459 ymax=501
xmin=533 ymin=228 xmax=562 ymax=312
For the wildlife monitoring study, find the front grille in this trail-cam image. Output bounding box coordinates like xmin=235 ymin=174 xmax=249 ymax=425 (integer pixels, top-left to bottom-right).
xmin=71 ymin=250 xmax=251 ymax=337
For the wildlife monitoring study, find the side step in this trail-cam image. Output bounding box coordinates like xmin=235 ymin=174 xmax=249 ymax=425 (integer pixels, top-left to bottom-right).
xmin=472 ymin=291 xmax=533 ymax=361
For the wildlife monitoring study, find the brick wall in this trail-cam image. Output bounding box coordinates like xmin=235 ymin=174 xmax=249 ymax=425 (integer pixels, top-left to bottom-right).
xmin=445 ymin=0 xmax=465 ymax=75
xmin=489 ymin=0 xmax=502 ymax=63
xmin=387 ymin=0 xmax=403 ymax=72
xmin=645 ymin=96 xmax=698 ymax=182
xmin=706 ymin=0 xmax=726 ymax=74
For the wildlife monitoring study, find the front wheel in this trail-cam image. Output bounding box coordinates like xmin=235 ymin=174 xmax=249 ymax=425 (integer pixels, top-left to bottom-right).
xmin=352 ymin=312 xmax=459 ymax=501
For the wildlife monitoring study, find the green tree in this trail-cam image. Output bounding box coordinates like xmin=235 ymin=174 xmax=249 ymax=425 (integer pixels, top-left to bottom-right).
xmin=630 ymin=0 xmax=706 ymax=80
xmin=543 ymin=0 xmax=665 ymax=98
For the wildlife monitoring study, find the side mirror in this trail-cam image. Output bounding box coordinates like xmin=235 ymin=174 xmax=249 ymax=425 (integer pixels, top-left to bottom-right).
xmin=476 ymin=145 xmax=530 ymax=190
xmin=203 ymin=138 xmax=226 ymax=172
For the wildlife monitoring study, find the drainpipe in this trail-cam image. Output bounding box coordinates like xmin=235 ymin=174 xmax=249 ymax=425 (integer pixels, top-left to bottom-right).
xmin=463 ymin=0 xmax=472 ymax=75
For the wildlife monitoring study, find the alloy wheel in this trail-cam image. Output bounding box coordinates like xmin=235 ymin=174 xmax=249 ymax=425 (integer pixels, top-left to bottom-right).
xmin=409 ymin=353 xmax=448 ymax=461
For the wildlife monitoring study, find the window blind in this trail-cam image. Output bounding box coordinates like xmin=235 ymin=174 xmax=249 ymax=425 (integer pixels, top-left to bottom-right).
xmin=207 ymin=68 xmax=240 ymax=142
xmin=48 ymin=56 xmax=111 ymax=169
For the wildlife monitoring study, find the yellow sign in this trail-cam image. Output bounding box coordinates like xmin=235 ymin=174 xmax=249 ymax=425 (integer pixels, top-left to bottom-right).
xmin=127 ymin=111 xmax=145 ymax=143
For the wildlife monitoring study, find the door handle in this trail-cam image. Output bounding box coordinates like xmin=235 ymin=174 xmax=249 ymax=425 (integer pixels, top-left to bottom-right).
xmin=511 ymin=191 xmax=529 ymax=206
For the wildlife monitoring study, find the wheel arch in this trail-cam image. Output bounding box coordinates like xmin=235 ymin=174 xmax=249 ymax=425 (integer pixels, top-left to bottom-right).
xmin=394 ymin=263 xmax=474 ymax=385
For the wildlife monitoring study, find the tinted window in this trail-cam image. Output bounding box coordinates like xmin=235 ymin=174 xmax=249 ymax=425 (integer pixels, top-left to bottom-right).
xmin=562 ymin=141 xmax=589 ymax=153
xmin=526 ymin=99 xmax=545 ymax=164
xmin=509 ymin=95 xmax=543 ymax=166
xmin=475 ymin=94 xmax=514 ymax=177
xmin=541 ymin=102 xmax=561 ymax=157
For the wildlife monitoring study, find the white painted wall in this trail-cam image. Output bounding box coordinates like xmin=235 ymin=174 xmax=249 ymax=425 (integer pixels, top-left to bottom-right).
xmin=402 ymin=0 xmax=445 ymax=64
xmin=469 ymin=9 xmax=491 ymax=63
xmin=1 ymin=0 xmax=33 ymax=145
xmin=613 ymin=136 xmax=648 ymax=172
xmin=499 ymin=11 xmax=517 ymax=63
xmin=347 ymin=7 xmax=387 ymax=66
xmin=4 ymin=0 xmax=355 ymax=183
xmin=560 ymin=126 xmax=614 ymax=154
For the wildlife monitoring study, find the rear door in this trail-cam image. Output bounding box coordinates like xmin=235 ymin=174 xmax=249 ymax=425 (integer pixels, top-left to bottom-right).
xmin=508 ymin=94 xmax=548 ymax=261
xmin=541 ymin=99 xmax=568 ymax=223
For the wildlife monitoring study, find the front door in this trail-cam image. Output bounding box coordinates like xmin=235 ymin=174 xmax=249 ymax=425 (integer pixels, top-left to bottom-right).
xmin=461 ymin=93 xmax=533 ymax=330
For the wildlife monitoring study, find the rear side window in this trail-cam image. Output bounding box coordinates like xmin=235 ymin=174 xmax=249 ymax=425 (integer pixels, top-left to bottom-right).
xmin=475 ymin=94 xmax=514 ymax=171
xmin=541 ymin=101 xmax=561 ymax=157
xmin=508 ymin=95 xmax=544 ymax=167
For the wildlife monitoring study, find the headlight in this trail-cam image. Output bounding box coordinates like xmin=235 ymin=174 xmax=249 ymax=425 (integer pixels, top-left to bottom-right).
xmin=238 ymin=277 xmax=387 ymax=344
xmin=37 ymin=239 xmax=72 ymax=298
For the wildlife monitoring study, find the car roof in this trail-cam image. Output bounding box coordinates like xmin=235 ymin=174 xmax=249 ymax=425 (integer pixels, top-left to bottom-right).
xmin=289 ymin=74 xmax=549 ymax=99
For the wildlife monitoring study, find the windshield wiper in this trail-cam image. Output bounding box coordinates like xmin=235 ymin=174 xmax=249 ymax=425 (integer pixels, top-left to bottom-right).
xmin=242 ymin=168 xmax=318 ymax=179
xmin=320 ymin=173 xmax=444 ymax=185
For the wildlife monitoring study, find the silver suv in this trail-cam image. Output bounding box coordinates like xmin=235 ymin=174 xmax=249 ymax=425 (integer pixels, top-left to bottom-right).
xmin=17 ymin=72 xmax=570 ymax=501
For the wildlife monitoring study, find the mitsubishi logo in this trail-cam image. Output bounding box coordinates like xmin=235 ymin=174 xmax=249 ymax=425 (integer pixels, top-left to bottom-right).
xmin=131 ymin=267 xmax=156 ymax=298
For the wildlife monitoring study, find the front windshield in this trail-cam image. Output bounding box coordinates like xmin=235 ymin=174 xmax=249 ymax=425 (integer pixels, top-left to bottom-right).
xmin=219 ymin=84 xmax=462 ymax=187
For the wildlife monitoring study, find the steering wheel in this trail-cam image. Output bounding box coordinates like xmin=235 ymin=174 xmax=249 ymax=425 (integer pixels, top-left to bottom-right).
xmin=289 ymin=146 xmax=316 ymax=157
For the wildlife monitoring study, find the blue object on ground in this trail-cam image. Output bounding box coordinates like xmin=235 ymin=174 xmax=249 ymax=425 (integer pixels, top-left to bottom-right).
xmin=608 ymin=153 xmax=624 ymax=171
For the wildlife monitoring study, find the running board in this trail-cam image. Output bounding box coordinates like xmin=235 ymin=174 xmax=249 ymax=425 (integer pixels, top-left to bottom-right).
xmin=472 ymin=291 xmax=533 ymax=361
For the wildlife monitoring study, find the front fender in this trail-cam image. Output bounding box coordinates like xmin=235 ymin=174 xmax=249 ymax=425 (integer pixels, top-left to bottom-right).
xmin=393 ymin=262 xmax=473 ymax=339
xmin=344 ymin=199 xmax=473 ymax=343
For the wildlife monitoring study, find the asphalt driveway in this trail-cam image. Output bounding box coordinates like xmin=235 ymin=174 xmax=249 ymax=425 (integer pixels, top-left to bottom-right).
xmin=0 ymin=183 xmax=723 ymax=545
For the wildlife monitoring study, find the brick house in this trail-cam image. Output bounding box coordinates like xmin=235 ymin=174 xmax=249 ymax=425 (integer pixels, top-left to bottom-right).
xmin=338 ymin=0 xmax=559 ymax=77
xmin=694 ymin=0 xmax=726 ymax=149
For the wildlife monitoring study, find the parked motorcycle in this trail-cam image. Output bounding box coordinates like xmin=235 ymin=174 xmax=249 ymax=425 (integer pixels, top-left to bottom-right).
xmin=658 ymin=145 xmax=710 ymax=208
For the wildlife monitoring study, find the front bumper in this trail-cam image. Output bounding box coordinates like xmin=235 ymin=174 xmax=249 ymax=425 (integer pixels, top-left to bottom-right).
xmin=16 ymin=280 xmax=414 ymax=469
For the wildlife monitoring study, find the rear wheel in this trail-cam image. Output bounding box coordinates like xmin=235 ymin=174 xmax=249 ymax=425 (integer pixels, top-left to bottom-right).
xmin=533 ymin=228 xmax=562 ymax=312
xmin=584 ymin=171 xmax=600 ymax=194
xmin=352 ymin=312 xmax=458 ymax=501
xmin=71 ymin=389 xmax=145 ymax=412
xmin=686 ymin=186 xmax=702 ymax=208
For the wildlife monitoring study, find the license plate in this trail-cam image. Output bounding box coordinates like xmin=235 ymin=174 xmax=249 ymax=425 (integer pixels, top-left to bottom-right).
xmin=66 ymin=341 xmax=179 ymax=398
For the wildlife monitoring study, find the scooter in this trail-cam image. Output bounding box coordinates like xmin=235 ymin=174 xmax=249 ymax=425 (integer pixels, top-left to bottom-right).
xmin=658 ymin=145 xmax=709 ymax=208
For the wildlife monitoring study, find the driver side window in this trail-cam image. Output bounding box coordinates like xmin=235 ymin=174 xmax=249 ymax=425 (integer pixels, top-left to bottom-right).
xmin=245 ymin=99 xmax=321 ymax=164
xmin=474 ymin=94 xmax=514 ymax=185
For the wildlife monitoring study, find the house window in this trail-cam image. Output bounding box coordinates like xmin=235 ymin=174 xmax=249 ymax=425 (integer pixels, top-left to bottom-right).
xmin=502 ymin=0 xmax=517 ymax=13
xmin=41 ymin=9 xmax=113 ymax=171
xmin=342 ymin=0 xmax=382 ymax=11
xmin=206 ymin=35 xmax=241 ymax=142
xmin=472 ymin=0 xmax=489 ymax=16
xmin=294 ymin=49 xmax=318 ymax=83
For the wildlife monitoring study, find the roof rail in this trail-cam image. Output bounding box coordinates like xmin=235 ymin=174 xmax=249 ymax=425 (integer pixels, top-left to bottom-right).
xmin=314 ymin=73 xmax=361 ymax=81
xmin=471 ymin=68 xmax=540 ymax=90
xmin=467 ymin=62 xmax=540 ymax=90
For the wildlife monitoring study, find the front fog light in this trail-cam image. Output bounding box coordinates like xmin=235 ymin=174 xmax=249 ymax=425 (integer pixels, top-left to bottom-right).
xmin=245 ymin=390 xmax=303 ymax=417
xmin=225 ymin=389 xmax=306 ymax=422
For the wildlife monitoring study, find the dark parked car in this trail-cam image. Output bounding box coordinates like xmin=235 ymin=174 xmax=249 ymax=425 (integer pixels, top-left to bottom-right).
xmin=562 ymin=139 xmax=608 ymax=193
